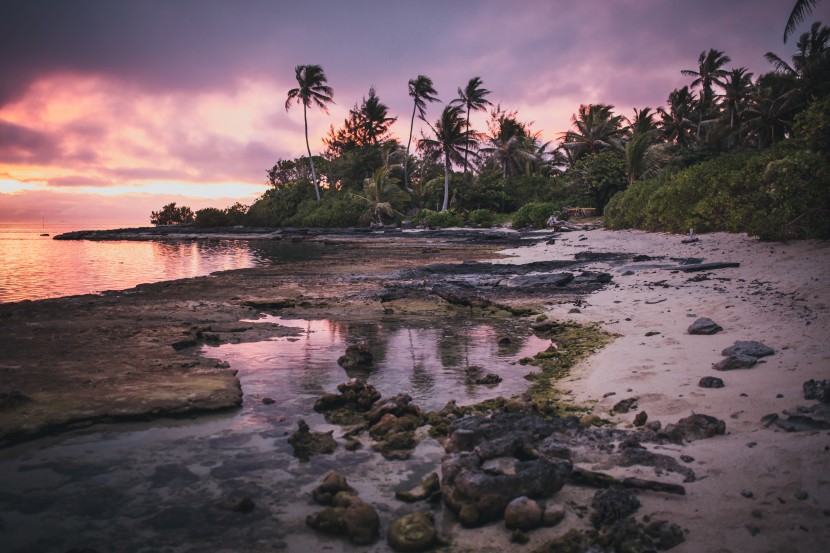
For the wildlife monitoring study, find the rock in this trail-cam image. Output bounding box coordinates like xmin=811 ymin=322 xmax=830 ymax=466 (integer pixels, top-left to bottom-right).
xmin=0 ymin=391 xmax=32 ymax=410
xmin=509 ymin=529 xmax=530 ymax=544
xmin=633 ymin=411 xmax=648 ymax=427
xmin=611 ymin=397 xmax=638 ymax=414
xmin=803 ymin=379 xmax=830 ymax=403
xmin=661 ymin=414 xmax=726 ymax=443
xmin=509 ymin=272 xmax=574 ymax=287
xmin=474 ymin=373 xmax=502 ymax=385
xmin=645 ymin=520 xmax=686 ymax=549
xmin=497 ymin=336 xmax=512 ymax=345
xmin=542 ymin=503 xmax=565 ymax=527
xmin=722 ymin=341 xmax=774 ymax=358
xmin=261 ymin=397 xmax=276 ymax=405
xmin=171 ymin=338 xmax=199 ymax=350
xmin=395 ymin=472 xmax=441 ymax=503
xmin=365 ymin=394 xmax=424 ymax=426
xmin=287 ymin=420 xmax=336 ymax=461
xmin=644 ymin=420 xmax=662 ymax=432
xmin=590 ymin=486 xmax=640 ymax=528
xmin=306 ymin=492 xmax=379 ymax=546
xmin=687 ymin=317 xmax=723 ymax=335
xmin=215 ymin=495 xmax=255 ymax=513
xmin=313 ymin=471 xmax=354 ymax=505
xmin=387 ymin=511 xmax=436 ymax=552
xmin=504 ymin=496 xmax=543 ymax=531
xmin=713 ymin=354 xmax=757 ymax=371
xmin=337 ymin=342 xmax=374 ymax=370
xmin=699 ymin=376 xmax=725 ymax=388
xmin=314 ymin=379 xmax=382 ymax=424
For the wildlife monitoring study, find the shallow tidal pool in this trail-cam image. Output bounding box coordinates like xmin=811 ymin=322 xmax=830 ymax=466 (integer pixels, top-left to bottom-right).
xmin=0 ymin=315 xmax=549 ymax=553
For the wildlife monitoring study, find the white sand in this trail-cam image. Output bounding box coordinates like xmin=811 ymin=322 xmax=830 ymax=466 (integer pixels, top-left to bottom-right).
xmin=498 ymin=228 xmax=830 ymax=552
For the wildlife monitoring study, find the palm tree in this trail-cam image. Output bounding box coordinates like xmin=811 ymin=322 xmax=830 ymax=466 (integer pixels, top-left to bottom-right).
xmin=285 ymin=64 xmax=334 ymax=201
xmin=744 ymin=75 xmax=801 ymax=149
xmin=451 ymin=77 xmax=493 ymax=183
xmin=681 ymin=49 xmax=731 ymax=138
xmin=352 ymin=147 xmax=410 ymax=226
xmin=356 ymin=86 xmax=396 ymax=146
xmin=615 ymin=130 xmax=675 ymax=186
xmin=785 ymin=0 xmax=823 ymax=42
xmin=405 ymin=75 xmax=440 ymax=191
xmin=657 ymin=87 xmax=697 ymax=147
xmin=767 ymin=22 xmax=830 ymax=99
xmin=625 ymin=107 xmax=659 ymax=137
xmin=480 ymin=107 xmax=537 ymax=178
xmin=719 ymin=68 xmax=755 ymax=131
xmin=558 ymin=104 xmax=626 ymax=160
xmin=419 ymin=105 xmax=478 ymax=212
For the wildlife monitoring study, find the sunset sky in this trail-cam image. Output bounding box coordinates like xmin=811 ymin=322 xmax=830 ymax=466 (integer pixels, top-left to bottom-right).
xmin=1 ymin=0 xmax=828 ymax=224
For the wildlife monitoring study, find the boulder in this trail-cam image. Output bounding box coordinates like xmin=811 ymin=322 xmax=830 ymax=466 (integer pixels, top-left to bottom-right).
xmin=337 ymin=342 xmax=374 ymax=370
xmin=661 ymin=414 xmax=725 ymax=443
xmin=306 ymin=492 xmax=379 ymax=546
xmin=395 ymin=472 xmax=441 ymax=503
xmin=722 ymin=341 xmax=774 ymax=358
xmin=287 ymin=420 xmax=336 ymax=461
xmin=312 ymin=471 xmax=355 ymax=505
xmin=687 ymin=317 xmax=723 ymax=335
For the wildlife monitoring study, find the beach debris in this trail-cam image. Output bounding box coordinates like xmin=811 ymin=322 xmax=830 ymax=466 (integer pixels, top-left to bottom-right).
xmin=722 ymin=341 xmax=775 ymax=358
xmin=287 ymin=420 xmax=336 ymax=461
xmin=505 ymin=496 xmax=544 ymax=531
xmin=395 ymin=472 xmax=441 ymax=503
xmin=387 ymin=511 xmax=437 ymax=552
xmin=337 ymin=342 xmax=374 ymax=370
xmin=713 ymin=354 xmax=758 ymax=371
xmin=306 ymin=491 xmax=380 ymax=546
xmin=687 ymin=317 xmax=723 ymax=335
xmin=699 ymin=376 xmax=725 ymax=388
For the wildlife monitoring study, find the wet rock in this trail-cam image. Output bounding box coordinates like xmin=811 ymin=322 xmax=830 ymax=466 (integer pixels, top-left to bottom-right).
xmin=314 ymin=379 xmax=382 ymax=425
xmin=475 ymin=373 xmax=502 ymax=385
xmin=395 ymin=472 xmax=441 ymax=503
xmin=504 ymin=496 xmax=543 ymax=531
xmin=542 ymin=503 xmax=565 ymax=527
xmin=337 ymin=342 xmax=374 ymax=370
xmin=215 ymin=496 xmax=255 ymax=513
xmin=590 ymin=486 xmax=640 ymax=528
xmin=803 ymin=379 xmax=830 ymax=403
xmin=644 ymin=420 xmax=662 ymax=432
xmin=365 ymin=394 xmax=424 ymax=426
xmin=287 ymin=420 xmax=336 ymax=461
xmin=644 ymin=519 xmax=686 ymax=549
xmin=699 ymin=376 xmax=725 ymax=388
xmin=661 ymin=414 xmax=726 ymax=443
xmin=633 ymin=411 xmax=648 ymax=427
xmin=313 ymin=471 xmax=355 ymax=505
xmin=387 ymin=511 xmax=436 ymax=552
xmin=261 ymin=397 xmax=276 ymax=405
xmin=510 ymin=529 xmax=530 ymax=544
xmin=722 ymin=341 xmax=774 ymax=358
xmin=713 ymin=354 xmax=758 ymax=371
xmin=509 ymin=273 xmax=574 ymax=287
xmin=687 ymin=317 xmax=723 ymax=335
xmin=306 ymin=492 xmax=379 ymax=546
xmin=611 ymin=397 xmax=638 ymax=414
xmin=572 ymin=271 xmax=613 ymax=284
xmin=171 ymin=338 xmax=199 ymax=350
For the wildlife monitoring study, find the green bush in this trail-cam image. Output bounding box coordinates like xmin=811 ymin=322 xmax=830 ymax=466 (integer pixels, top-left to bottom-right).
xmin=414 ymin=209 xmax=464 ymax=228
xmin=511 ymin=201 xmax=562 ymax=229
xmin=468 ymin=209 xmax=495 ymax=228
xmin=194 ymin=207 xmax=230 ymax=228
xmin=605 ymin=144 xmax=830 ymax=240
xmin=285 ymin=195 xmax=364 ymax=227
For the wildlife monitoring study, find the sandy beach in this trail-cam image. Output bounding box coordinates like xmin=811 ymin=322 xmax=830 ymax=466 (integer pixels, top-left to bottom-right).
xmin=498 ymin=228 xmax=830 ymax=552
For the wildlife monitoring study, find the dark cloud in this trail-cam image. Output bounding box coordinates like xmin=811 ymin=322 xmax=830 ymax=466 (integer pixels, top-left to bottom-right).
xmin=0 ymin=120 xmax=62 ymax=163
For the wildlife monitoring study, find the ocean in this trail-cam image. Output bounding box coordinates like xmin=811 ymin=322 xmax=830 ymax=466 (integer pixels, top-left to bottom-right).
xmin=0 ymin=222 xmax=320 ymax=303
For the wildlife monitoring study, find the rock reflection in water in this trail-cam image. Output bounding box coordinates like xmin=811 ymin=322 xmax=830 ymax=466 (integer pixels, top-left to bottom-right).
xmin=0 ymin=316 xmax=548 ymax=553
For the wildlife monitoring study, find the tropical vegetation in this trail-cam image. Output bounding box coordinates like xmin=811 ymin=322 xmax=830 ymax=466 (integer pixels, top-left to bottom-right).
xmin=152 ymin=15 xmax=830 ymax=241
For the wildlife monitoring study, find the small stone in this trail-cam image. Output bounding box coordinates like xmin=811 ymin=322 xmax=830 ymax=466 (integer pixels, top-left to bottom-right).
xmin=542 ymin=504 xmax=565 ymax=527
xmin=497 ymin=337 xmax=512 ymax=345
xmin=504 ymin=496 xmax=543 ymax=531
xmin=699 ymin=376 xmax=725 ymax=388
xmin=645 ymin=331 xmax=660 ymax=337
xmin=633 ymin=411 xmax=648 ymax=427
xmin=746 ymin=525 xmax=761 ymax=536
xmin=261 ymin=397 xmax=276 ymax=405
xmin=722 ymin=341 xmax=774 ymax=358
xmin=509 ymin=530 xmax=530 ymax=544
xmin=645 ymin=420 xmax=662 ymax=432
xmin=680 ymin=455 xmax=695 ymax=463
xmin=688 ymin=317 xmax=723 ymax=335
xmin=216 ymin=496 xmax=255 ymax=513
xmin=568 ymin=308 xmax=581 ymax=313
xmin=795 ymin=490 xmax=809 ymax=501
xmin=776 ymin=393 xmax=784 ymax=399
xmin=741 ymin=490 xmax=755 ymax=499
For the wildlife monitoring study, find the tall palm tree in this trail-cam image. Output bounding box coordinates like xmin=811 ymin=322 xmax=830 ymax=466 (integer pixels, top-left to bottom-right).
xmin=356 ymin=86 xmax=396 ymax=146
xmin=285 ymin=64 xmax=334 ymax=201
xmin=625 ymin=107 xmax=659 ymax=137
xmin=419 ymin=105 xmax=478 ymax=212
xmin=719 ymin=68 xmax=754 ymax=129
xmin=451 ymin=77 xmax=493 ymax=183
xmin=405 ymin=75 xmax=440 ymax=191
xmin=558 ymin=104 xmax=626 ymax=160
xmin=480 ymin=108 xmax=537 ymax=178
xmin=681 ymin=49 xmax=731 ymax=138
xmin=785 ymin=0 xmax=823 ymax=42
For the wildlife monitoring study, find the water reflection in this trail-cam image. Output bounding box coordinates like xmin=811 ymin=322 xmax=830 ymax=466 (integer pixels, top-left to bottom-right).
xmin=0 ymin=223 xmax=324 ymax=302
xmin=0 ymin=314 xmax=549 ymax=552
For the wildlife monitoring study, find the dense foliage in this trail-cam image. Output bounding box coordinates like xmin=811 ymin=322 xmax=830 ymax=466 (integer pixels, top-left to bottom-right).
xmin=151 ymin=18 xmax=830 ymax=241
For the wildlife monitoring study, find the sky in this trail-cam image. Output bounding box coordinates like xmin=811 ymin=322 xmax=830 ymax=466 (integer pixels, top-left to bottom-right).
xmin=1 ymin=0 xmax=828 ymax=224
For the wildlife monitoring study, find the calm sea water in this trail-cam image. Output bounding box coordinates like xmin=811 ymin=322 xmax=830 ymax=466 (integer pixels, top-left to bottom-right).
xmin=0 ymin=222 xmax=321 ymax=303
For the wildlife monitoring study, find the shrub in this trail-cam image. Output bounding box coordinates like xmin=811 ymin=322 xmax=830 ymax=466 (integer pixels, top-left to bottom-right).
xmin=414 ymin=209 xmax=464 ymax=228
xmin=193 ymin=207 xmax=230 ymax=228
xmin=511 ymin=201 xmax=562 ymax=229
xmin=150 ymin=202 xmax=194 ymax=225
xmin=285 ymin=195 xmax=364 ymax=228
xmin=468 ymin=209 xmax=495 ymax=228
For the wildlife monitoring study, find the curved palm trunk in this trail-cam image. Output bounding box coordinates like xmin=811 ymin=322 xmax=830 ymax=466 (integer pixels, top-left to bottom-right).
xmin=304 ymin=105 xmax=321 ymax=201
xmin=441 ymin=154 xmax=450 ymax=212
xmin=462 ymin=108 xmax=471 ymax=182
xmin=404 ymin=102 xmax=417 ymax=192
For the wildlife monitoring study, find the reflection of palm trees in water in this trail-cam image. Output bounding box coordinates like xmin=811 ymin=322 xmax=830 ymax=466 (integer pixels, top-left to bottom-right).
xmin=408 ymin=328 xmax=435 ymax=393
